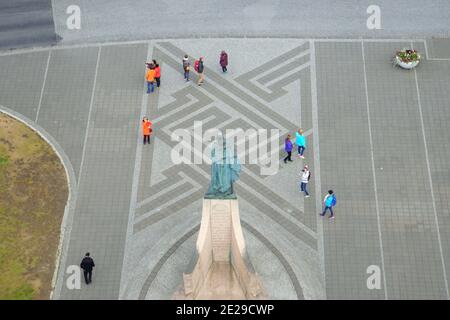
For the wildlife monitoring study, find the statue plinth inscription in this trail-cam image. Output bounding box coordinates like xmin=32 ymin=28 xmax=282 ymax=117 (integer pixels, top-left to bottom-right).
xmin=173 ymin=136 xmax=266 ymax=299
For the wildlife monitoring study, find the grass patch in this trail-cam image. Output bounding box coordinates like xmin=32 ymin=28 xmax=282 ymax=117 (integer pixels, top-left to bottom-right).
xmin=0 ymin=113 xmax=68 ymax=299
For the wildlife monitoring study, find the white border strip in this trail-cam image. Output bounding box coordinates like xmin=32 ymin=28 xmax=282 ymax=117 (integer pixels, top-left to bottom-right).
xmin=412 ymin=42 xmax=450 ymax=299
xmin=35 ymin=50 xmax=52 ymax=123
xmin=361 ymin=40 xmax=388 ymax=299
xmin=77 ymin=47 xmax=101 ymax=183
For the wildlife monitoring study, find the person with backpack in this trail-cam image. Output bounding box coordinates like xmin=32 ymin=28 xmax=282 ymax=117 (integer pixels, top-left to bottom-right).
xmin=283 ymin=134 xmax=293 ymax=164
xmin=182 ymin=55 xmax=190 ymax=81
xmin=220 ymin=50 xmax=228 ymax=73
xmin=145 ymin=64 xmax=156 ymax=94
xmin=80 ymin=252 xmax=95 ymax=285
xmin=295 ymin=128 xmax=306 ymax=159
xmin=320 ymin=190 xmax=336 ymax=220
xmin=196 ymin=57 xmax=204 ymax=86
xmin=300 ymin=165 xmax=311 ymax=198
xmin=142 ymin=117 xmax=152 ymax=144
xmin=153 ymin=59 xmax=161 ymax=88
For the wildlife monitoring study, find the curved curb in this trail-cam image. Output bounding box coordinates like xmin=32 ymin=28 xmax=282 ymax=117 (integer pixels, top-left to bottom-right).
xmin=0 ymin=105 xmax=77 ymax=300
xmin=138 ymin=221 xmax=303 ymax=300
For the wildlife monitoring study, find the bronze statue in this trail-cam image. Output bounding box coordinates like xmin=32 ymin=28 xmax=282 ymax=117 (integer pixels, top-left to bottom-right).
xmin=204 ymin=136 xmax=241 ymax=199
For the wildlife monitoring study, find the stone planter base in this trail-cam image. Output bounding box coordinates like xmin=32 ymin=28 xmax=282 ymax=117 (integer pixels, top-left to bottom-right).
xmin=395 ymin=55 xmax=420 ymax=69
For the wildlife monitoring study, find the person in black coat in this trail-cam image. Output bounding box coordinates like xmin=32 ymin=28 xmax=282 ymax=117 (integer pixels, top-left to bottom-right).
xmin=80 ymin=252 xmax=95 ymax=285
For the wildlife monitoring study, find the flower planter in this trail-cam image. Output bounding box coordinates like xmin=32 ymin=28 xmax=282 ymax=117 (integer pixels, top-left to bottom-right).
xmin=395 ymin=55 xmax=420 ymax=69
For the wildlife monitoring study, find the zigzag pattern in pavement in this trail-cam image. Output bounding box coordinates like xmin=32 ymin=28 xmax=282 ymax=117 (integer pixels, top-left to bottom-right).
xmin=131 ymin=42 xmax=317 ymax=250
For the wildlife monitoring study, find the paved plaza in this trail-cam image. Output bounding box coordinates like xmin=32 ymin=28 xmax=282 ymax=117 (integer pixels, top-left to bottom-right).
xmin=1 ymin=38 xmax=450 ymax=299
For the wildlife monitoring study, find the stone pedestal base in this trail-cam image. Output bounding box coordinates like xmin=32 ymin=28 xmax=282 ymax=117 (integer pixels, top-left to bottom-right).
xmin=173 ymin=199 xmax=266 ymax=300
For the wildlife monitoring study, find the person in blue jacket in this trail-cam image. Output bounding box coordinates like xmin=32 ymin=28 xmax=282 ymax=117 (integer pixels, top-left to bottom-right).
xmin=295 ymin=128 xmax=306 ymax=159
xmin=283 ymin=134 xmax=293 ymax=163
xmin=320 ymin=190 xmax=336 ymax=219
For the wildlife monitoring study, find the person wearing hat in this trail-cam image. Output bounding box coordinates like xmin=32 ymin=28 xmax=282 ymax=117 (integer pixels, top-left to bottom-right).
xmin=80 ymin=252 xmax=95 ymax=285
xmin=300 ymin=164 xmax=311 ymax=198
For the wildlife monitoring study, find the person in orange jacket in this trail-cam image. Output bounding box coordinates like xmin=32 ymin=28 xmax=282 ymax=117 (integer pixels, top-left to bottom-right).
xmin=146 ymin=65 xmax=156 ymax=94
xmin=153 ymin=59 xmax=161 ymax=88
xmin=142 ymin=117 xmax=152 ymax=144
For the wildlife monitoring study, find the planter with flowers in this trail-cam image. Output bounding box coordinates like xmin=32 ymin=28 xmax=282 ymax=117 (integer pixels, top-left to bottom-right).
xmin=394 ymin=49 xmax=421 ymax=69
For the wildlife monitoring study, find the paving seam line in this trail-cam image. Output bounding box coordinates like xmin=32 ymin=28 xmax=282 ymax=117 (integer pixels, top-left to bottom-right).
xmin=411 ymin=41 xmax=450 ymax=299
xmin=361 ymin=40 xmax=388 ymax=299
xmin=309 ymin=40 xmax=326 ymax=299
xmin=0 ymin=37 xmax=430 ymax=57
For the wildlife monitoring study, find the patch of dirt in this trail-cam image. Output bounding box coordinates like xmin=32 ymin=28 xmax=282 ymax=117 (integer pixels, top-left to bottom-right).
xmin=0 ymin=113 xmax=68 ymax=300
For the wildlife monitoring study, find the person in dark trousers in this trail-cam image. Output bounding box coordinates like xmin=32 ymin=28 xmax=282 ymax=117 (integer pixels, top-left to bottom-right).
xmin=153 ymin=59 xmax=161 ymax=88
xmin=80 ymin=252 xmax=95 ymax=285
xmin=283 ymin=134 xmax=293 ymax=163
xmin=295 ymin=128 xmax=306 ymax=159
xmin=197 ymin=57 xmax=204 ymax=86
xmin=320 ymin=190 xmax=336 ymax=220
xmin=145 ymin=64 xmax=156 ymax=94
xmin=220 ymin=50 xmax=228 ymax=72
xmin=142 ymin=117 xmax=152 ymax=144
xmin=300 ymin=164 xmax=311 ymax=198
xmin=183 ymin=55 xmax=190 ymax=81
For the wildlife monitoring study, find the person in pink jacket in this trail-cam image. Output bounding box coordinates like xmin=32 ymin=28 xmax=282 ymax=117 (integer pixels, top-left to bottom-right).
xmin=220 ymin=50 xmax=228 ymax=73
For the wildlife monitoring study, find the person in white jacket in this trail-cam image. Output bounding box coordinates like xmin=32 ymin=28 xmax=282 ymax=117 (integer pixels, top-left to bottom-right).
xmin=300 ymin=165 xmax=311 ymax=198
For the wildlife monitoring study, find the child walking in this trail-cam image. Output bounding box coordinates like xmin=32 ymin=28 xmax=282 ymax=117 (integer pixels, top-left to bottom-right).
xmin=183 ymin=55 xmax=190 ymax=81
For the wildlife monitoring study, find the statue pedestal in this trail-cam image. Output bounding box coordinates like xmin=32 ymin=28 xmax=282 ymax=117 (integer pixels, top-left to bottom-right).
xmin=173 ymin=199 xmax=266 ymax=300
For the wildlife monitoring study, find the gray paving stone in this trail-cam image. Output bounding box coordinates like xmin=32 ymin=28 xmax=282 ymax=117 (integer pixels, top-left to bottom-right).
xmin=315 ymin=41 xmax=386 ymax=300
xmin=0 ymin=50 xmax=49 ymax=120
xmin=36 ymin=46 xmax=99 ymax=179
xmin=364 ymin=41 xmax=447 ymax=299
xmin=425 ymin=39 xmax=450 ymax=59
xmin=57 ymin=43 xmax=148 ymax=299
xmin=1 ymin=38 xmax=450 ymax=300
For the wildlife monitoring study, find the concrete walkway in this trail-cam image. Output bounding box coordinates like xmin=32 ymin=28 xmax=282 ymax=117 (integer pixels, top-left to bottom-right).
xmin=1 ymin=38 xmax=450 ymax=299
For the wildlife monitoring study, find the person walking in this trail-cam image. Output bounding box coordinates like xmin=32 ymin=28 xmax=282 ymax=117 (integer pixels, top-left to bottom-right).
xmin=142 ymin=117 xmax=152 ymax=144
xmin=153 ymin=60 xmax=161 ymax=88
xmin=283 ymin=134 xmax=293 ymax=163
xmin=196 ymin=57 xmax=204 ymax=86
xmin=300 ymin=165 xmax=311 ymax=198
xmin=146 ymin=65 xmax=156 ymax=94
xmin=320 ymin=190 xmax=336 ymax=220
xmin=80 ymin=252 xmax=95 ymax=285
xmin=183 ymin=55 xmax=190 ymax=81
xmin=220 ymin=50 xmax=228 ymax=73
xmin=295 ymin=128 xmax=306 ymax=159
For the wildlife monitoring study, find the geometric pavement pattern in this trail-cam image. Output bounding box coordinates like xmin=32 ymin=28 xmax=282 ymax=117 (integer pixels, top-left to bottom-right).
xmin=1 ymin=38 xmax=450 ymax=300
xmin=119 ymin=40 xmax=324 ymax=299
